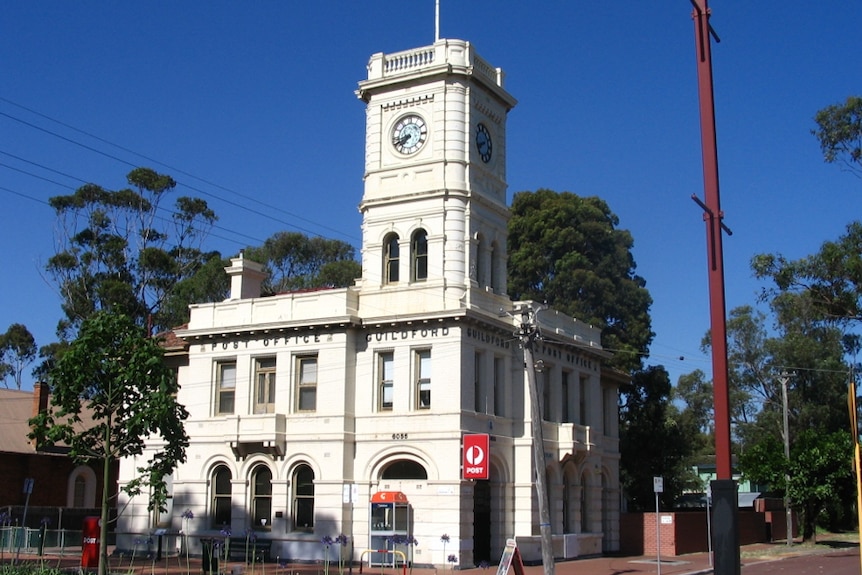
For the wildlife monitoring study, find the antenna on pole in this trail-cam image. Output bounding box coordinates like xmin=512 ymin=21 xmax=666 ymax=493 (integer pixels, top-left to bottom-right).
xmin=435 ymin=0 xmax=440 ymax=41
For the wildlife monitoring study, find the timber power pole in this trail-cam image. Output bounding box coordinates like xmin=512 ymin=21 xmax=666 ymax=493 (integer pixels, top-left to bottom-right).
xmin=778 ymin=371 xmax=793 ymax=547
xmin=688 ymin=2 xmax=740 ymax=575
xmin=517 ymin=305 xmax=555 ymax=575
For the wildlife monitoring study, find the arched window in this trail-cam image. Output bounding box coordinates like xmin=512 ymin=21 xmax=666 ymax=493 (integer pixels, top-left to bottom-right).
xmin=74 ymin=476 xmax=87 ymax=507
xmin=383 ymin=234 xmax=400 ymax=284
xmin=381 ymin=459 xmax=428 ymax=480
xmin=67 ymin=466 xmax=97 ymax=508
xmin=411 ymin=229 xmax=428 ymax=281
xmin=211 ymin=465 xmax=232 ymax=528
xmin=251 ymin=465 xmax=272 ymax=529
xmin=292 ymin=465 xmax=315 ymax=531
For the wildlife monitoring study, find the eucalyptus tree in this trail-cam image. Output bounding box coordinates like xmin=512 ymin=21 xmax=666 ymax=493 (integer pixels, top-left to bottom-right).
xmin=0 ymin=323 xmax=36 ymax=389
xmin=46 ymin=167 xmax=218 ymax=337
xmin=243 ymin=230 xmax=360 ymax=295
xmin=812 ymin=95 xmax=862 ymax=178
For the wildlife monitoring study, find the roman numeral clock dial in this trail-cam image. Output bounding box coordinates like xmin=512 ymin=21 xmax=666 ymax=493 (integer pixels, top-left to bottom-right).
xmin=391 ymin=114 xmax=427 ymax=155
xmin=476 ymin=122 xmax=492 ymax=163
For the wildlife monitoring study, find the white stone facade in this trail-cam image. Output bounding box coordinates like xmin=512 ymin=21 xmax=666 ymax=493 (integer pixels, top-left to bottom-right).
xmin=117 ymin=38 xmax=621 ymax=567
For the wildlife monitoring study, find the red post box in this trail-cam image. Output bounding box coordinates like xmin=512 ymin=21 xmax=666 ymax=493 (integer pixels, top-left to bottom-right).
xmin=81 ymin=516 xmax=100 ymax=569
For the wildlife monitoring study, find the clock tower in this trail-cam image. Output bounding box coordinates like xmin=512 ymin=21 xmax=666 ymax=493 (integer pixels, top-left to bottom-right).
xmin=356 ymin=39 xmax=517 ymax=318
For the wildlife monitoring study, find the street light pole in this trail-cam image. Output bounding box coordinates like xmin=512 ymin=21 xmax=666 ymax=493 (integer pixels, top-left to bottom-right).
xmin=779 ymin=371 xmax=793 ymax=546
xmin=518 ymin=305 xmax=555 ymax=575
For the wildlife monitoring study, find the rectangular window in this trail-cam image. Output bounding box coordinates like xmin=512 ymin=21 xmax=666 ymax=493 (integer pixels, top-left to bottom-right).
xmin=579 ymin=375 xmax=589 ymax=426
xmin=296 ymin=356 xmax=318 ymax=411
xmin=603 ymin=387 xmax=615 ymax=436
xmin=541 ymin=369 xmax=552 ymax=421
xmin=562 ymin=370 xmax=571 ymax=423
xmin=216 ymin=362 xmax=236 ymax=415
xmin=378 ymin=352 xmax=394 ymax=411
xmin=254 ymin=357 xmax=277 ymax=414
xmin=416 ymin=349 xmax=431 ymax=409
xmin=493 ymin=356 xmax=504 ymax=416
xmin=474 ymin=352 xmax=483 ymax=413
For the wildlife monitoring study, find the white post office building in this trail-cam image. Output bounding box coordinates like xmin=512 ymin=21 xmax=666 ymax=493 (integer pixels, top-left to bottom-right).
xmin=118 ymin=37 xmax=622 ymax=567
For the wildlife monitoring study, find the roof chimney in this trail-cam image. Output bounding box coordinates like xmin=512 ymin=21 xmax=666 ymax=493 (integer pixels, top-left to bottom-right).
xmin=224 ymin=252 xmax=267 ymax=300
xmin=32 ymin=381 xmax=49 ymax=417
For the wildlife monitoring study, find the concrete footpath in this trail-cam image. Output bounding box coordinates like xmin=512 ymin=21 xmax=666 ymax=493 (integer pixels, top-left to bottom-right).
xmin=6 ymin=539 xmax=859 ymax=575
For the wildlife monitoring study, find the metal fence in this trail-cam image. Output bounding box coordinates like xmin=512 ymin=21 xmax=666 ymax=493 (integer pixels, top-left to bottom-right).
xmin=0 ymin=526 xmax=88 ymax=555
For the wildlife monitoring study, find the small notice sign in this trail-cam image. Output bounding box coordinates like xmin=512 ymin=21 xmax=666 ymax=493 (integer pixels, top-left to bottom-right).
xmin=495 ymin=539 xmax=524 ymax=575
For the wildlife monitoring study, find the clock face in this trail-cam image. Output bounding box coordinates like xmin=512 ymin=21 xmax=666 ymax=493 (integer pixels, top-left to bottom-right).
xmin=476 ymin=123 xmax=493 ymax=163
xmin=392 ymin=115 xmax=427 ymax=155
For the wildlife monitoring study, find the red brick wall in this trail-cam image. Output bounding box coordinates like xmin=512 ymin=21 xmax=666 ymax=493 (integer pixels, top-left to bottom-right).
xmin=0 ymin=451 xmax=118 ymax=523
xmin=621 ymin=511 xmax=769 ymax=556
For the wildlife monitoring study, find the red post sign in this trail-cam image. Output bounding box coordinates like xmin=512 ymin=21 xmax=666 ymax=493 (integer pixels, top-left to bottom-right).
xmin=463 ymin=434 xmax=490 ymax=480
xmin=81 ymin=516 xmax=100 ymax=569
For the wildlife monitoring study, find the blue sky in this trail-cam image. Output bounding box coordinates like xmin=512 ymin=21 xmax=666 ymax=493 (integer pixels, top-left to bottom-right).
xmin=1 ymin=1 xmax=859 ymax=390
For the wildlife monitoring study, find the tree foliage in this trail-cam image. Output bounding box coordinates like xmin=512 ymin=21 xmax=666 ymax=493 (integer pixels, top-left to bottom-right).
xmin=46 ymin=167 xmax=217 ymax=337
xmin=158 ymin=251 xmax=230 ymax=327
xmin=740 ymin=430 xmax=853 ymax=541
xmin=684 ymin=295 xmax=850 ymax=533
xmin=619 ymin=366 xmax=701 ymax=510
xmin=673 ymin=369 xmax=714 ymax=438
xmin=812 ymin=95 xmax=862 ymax=178
xmin=32 ymin=341 xmax=68 ymax=385
xmin=0 ymin=323 xmax=37 ymax=389
xmin=752 ymin=222 xmax=862 ymax=324
xmin=507 ymin=189 xmax=653 ymax=371
xmin=29 ymin=311 xmax=189 ymax=575
xmin=244 ymin=231 xmax=360 ymax=295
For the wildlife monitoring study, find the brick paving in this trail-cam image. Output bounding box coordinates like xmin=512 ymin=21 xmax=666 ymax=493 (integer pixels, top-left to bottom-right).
xmin=6 ymin=539 xmax=860 ymax=575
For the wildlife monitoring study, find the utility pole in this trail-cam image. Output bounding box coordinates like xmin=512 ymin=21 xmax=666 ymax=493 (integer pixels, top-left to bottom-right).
xmin=778 ymin=371 xmax=793 ymax=546
xmin=517 ymin=305 xmax=555 ymax=575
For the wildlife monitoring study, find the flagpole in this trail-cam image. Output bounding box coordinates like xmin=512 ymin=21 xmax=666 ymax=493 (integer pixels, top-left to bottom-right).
xmin=435 ymin=0 xmax=440 ymax=41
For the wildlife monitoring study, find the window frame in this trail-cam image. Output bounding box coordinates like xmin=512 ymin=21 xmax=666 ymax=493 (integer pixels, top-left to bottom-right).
xmin=378 ymin=351 xmax=394 ymax=411
xmin=415 ymin=349 xmax=431 ymax=410
xmin=562 ymin=370 xmax=572 ymax=423
xmin=411 ymin=229 xmax=428 ymax=282
xmin=296 ymin=355 xmax=318 ymax=412
xmin=291 ymin=464 xmax=315 ymax=532
xmin=253 ymin=357 xmax=277 ymax=414
xmin=216 ymin=361 xmax=237 ymax=415
xmin=489 ymin=241 xmax=499 ymax=292
xmin=474 ymin=351 xmax=484 ymax=413
xmin=250 ymin=464 xmax=273 ymax=530
xmin=384 ymin=233 xmax=400 ymax=284
xmin=493 ymin=356 xmax=505 ymax=416
xmin=210 ymin=465 xmax=233 ymax=529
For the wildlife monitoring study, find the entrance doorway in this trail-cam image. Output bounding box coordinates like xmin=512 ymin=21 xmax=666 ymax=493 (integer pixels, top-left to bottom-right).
xmin=473 ymin=480 xmax=491 ymax=565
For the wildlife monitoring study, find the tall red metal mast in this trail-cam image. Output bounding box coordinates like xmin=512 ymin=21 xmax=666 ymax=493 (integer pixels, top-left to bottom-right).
xmin=690 ymin=3 xmax=740 ymax=573
xmin=690 ymin=0 xmax=732 ymax=481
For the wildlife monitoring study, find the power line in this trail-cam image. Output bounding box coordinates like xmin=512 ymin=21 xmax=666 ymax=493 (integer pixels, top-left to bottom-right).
xmin=0 ymin=99 xmax=361 ymax=244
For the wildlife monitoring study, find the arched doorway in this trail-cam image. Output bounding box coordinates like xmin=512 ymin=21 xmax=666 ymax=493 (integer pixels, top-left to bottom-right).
xmin=473 ymin=480 xmax=491 ymax=565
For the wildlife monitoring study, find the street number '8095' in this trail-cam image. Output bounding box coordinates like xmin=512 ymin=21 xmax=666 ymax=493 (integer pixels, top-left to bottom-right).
xmin=392 ymin=433 xmax=408 ymax=440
